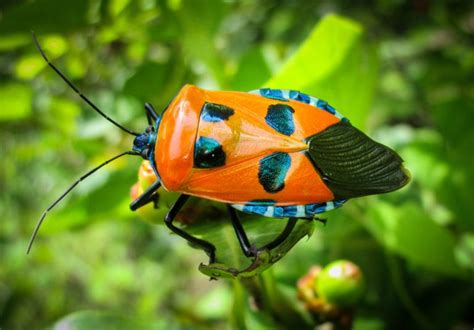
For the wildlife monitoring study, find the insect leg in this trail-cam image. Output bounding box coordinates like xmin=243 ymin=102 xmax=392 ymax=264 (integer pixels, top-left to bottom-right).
xmin=130 ymin=180 xmax=161 ymax=210
xmin=145 ymin=102 xmax=159 ymax=124
xmin=262 ymin=217 xmax=298 ymax=251
xmin=165 ymin=195 xmax=216 ymax=264
xmin=227 ymin=206 xmax=256 ymax=257
xmin=227 ymin=207 xmax=298 ymax=256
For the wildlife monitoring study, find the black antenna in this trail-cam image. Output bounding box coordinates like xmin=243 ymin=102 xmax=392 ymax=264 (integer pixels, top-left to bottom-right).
xmin=27 ymin=151 xmax=139 ymax=254
xmin=32 ymin=31 xmax=139 ymax=137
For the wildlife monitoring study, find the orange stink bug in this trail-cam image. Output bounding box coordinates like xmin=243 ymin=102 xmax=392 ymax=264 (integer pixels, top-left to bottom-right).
xmin=28 ymin=34 xmax=409 ymax=265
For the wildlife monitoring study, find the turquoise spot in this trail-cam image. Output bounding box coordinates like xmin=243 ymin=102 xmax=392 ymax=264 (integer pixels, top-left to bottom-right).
xmin=201 ymin=102 xmax=234 ymax=122
xmin=194 ymin=136 xmax=226 ymax=168
xmin=265 ymin=104 xmax=295 ymax=136
xmin=258 ymin=152 xmax=291 ymax=193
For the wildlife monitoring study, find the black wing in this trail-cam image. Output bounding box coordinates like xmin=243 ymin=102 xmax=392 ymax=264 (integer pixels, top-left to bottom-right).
xmin=306 ymin=122 xmax=409 ymax=199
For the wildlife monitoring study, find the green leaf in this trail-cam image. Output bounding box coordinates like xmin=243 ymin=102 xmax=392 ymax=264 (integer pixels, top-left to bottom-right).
xmin=131 ymin=194 xmax=317 ymax=279
xmin=194 ymin=211 xmax=315 ymax=279
xmin=175 ymin=0 xmax=229 ymax=87
xmin=0 ymin=34 xmax=31 ymax=51
xmin=266 ymin=14 xmax=378 ymax=128
xmin=365 ymin=201 xmax=465 ymax=277
xmin=0 ymin=82 xmax=32 ymax=121
xmin=123 ymin=60 xmax=183 ymax=106
xmin=231 ymin=48 xmax=271 ymax=91
xmin=123 ymin=62 xmax=171 ymax=101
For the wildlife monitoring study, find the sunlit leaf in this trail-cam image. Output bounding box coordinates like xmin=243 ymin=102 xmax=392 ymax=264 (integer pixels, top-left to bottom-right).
xmin=266 ymin=14 xmax=378 ymax=128
xmin=108 ymin=0 xmax=131 ymax=17
xmin=0 ymin=82 xmax=32 ymax=121
xmin=15 ymin=54 xmax=46 ymax=80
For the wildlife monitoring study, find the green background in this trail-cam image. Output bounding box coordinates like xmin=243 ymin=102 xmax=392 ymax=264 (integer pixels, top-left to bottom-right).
xmin=0 ymin=0 xmax=473 ymax=329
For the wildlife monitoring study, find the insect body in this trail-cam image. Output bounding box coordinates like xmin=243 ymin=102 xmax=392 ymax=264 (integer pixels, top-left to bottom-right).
xmin=131 ymin=85 xmax=409 ymax=261
xmin=29 ymin=34 xmax=409 ymax=266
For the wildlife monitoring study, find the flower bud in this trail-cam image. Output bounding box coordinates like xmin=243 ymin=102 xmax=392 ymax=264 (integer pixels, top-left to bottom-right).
xmin=130 ymin=161 xmax=165 ymax=224
xmin=138 ymin=160 xmax=157 ymax=191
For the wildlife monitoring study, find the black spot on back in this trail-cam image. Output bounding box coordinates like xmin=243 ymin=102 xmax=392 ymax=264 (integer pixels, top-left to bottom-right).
xmin=201 ymin=102 xmax=235 ymax=122
xmin=258 ymin=152 xmax=291 ymax=193
xmin=194 ymin=136 xmax=226 ymax=168
xmin=265 ymin=104 xmax=295 ymax=136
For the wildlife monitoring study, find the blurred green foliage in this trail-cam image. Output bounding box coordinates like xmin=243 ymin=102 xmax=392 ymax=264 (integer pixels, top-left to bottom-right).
xmin=0 ymin=0 xmax=473 ymax=329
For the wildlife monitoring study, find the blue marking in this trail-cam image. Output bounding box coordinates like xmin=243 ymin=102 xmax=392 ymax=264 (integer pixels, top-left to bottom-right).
xmin=289 ymin=90 xmax=311 ymax=104
xmin=243 ymin=204 xmax=268 ymax=215
xmin=259 ymin=88 xmax=288 ymax=101
xmin=234 ymin=199 xmax=347 ymax=218
xmin=273 ymin=207 xmax=284 ymax=217
xmin=249 ymin=88 xmax=349 ymax=122
xmin=148 ymin=148 xmax=160 ymax=180
xmin=282 ymin=205 xmax=298 ymax=217
xmin=242 ymin=200 xmax=274 ymax=215
xmin=304 ymin=199 xmax=347 ymax=216
xmin=304 ymin=203 xmax=327 ymax=216
xmin=316 ymin=99 xmax=336 ymax=115
xmin=258 ymin=152 xmax=291 ymax=193
xmin=334 ymin=199 xmax=347 ymax=208
xmin=148 ymin=116 xmax=162 ymax=181
xmin=265 ymin=104 xmax=295 ymax=136
xmin=201 ymin=102 xmax=234 ymax=122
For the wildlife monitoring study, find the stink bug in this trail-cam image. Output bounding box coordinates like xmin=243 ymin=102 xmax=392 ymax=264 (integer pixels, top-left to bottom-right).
xmin=28 ymin=34 xmax=409 ymax=265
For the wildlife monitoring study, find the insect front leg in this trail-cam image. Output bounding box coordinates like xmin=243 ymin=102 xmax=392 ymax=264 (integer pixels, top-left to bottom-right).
xmin=130 ymin=180 xmax=161 ymax=210
xmin=165 ymin=194 xmax=216 ymax=264
xmin=144 ymin=102 xmax=159 ymax=125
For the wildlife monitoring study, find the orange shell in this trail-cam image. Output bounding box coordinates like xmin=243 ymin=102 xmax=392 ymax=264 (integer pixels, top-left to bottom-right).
xmin=155 ymin=85 xmax=340 ymax=206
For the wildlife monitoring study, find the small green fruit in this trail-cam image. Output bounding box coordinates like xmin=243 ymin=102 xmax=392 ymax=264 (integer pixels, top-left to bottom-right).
xmin=315 ymin=260 xmax=364 ymax=307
